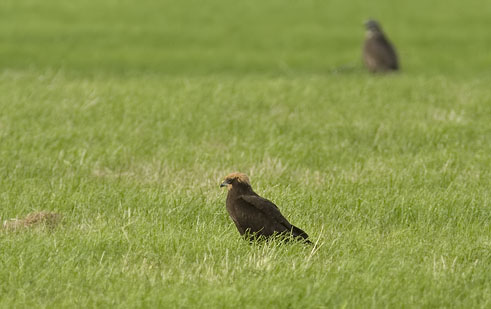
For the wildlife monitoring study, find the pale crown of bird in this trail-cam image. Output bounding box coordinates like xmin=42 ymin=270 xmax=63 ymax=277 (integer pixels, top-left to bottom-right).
xmin=221 ymin=172 xmax=251 ymax=190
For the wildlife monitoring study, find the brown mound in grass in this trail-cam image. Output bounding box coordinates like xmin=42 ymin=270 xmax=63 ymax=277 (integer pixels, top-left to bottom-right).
xmin=2 ymin=211 xmax=62 ymax=231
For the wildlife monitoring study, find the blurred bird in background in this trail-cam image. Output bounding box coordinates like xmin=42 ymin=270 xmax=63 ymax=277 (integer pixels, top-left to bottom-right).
xmin=363 ymin=19 xmax=399 ymax=73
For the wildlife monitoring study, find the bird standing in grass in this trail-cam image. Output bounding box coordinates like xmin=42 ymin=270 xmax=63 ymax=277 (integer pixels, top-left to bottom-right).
xmin=220 ymin=173 xmax=310 ymax=243
xmin=363 ymin=19 xmax=399 ymax=73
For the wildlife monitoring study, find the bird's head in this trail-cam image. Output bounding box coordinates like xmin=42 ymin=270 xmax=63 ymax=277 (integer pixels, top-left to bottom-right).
xmin=364 ymin=19 xmax=382 ymax=33
xmin=220 ymin=172 xmax=251 ymax=191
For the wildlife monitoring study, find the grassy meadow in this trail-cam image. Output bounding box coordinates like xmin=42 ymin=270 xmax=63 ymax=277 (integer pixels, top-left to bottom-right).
xmin=0 ymin=0 xmax=490 ymax=307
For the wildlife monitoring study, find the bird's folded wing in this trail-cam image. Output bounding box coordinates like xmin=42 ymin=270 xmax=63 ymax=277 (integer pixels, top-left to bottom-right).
xmin=239 ymin=195 xmax=292 ymax=229
xmin=370 ymin=36 xmax=398 ymax=67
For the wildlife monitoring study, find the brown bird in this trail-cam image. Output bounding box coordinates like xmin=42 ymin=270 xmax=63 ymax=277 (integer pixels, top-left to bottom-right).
xmin=220 ymin=173 xmax=310 ymax=243
xmin=363 ymin=19 xmax=399 ymax=73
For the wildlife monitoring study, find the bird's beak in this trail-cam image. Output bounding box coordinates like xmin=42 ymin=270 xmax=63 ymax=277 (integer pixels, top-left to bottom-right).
xmin=220 ymin=180 xmax=229 ymax=188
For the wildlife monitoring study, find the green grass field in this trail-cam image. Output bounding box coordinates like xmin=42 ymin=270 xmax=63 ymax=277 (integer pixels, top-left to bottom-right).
xmin=1 ymin=0 xmax=490 ymax=307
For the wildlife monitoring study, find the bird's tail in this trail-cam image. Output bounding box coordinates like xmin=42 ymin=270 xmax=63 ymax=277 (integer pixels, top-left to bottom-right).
xmin=291 ymin=225 xmax=311 ymax=244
